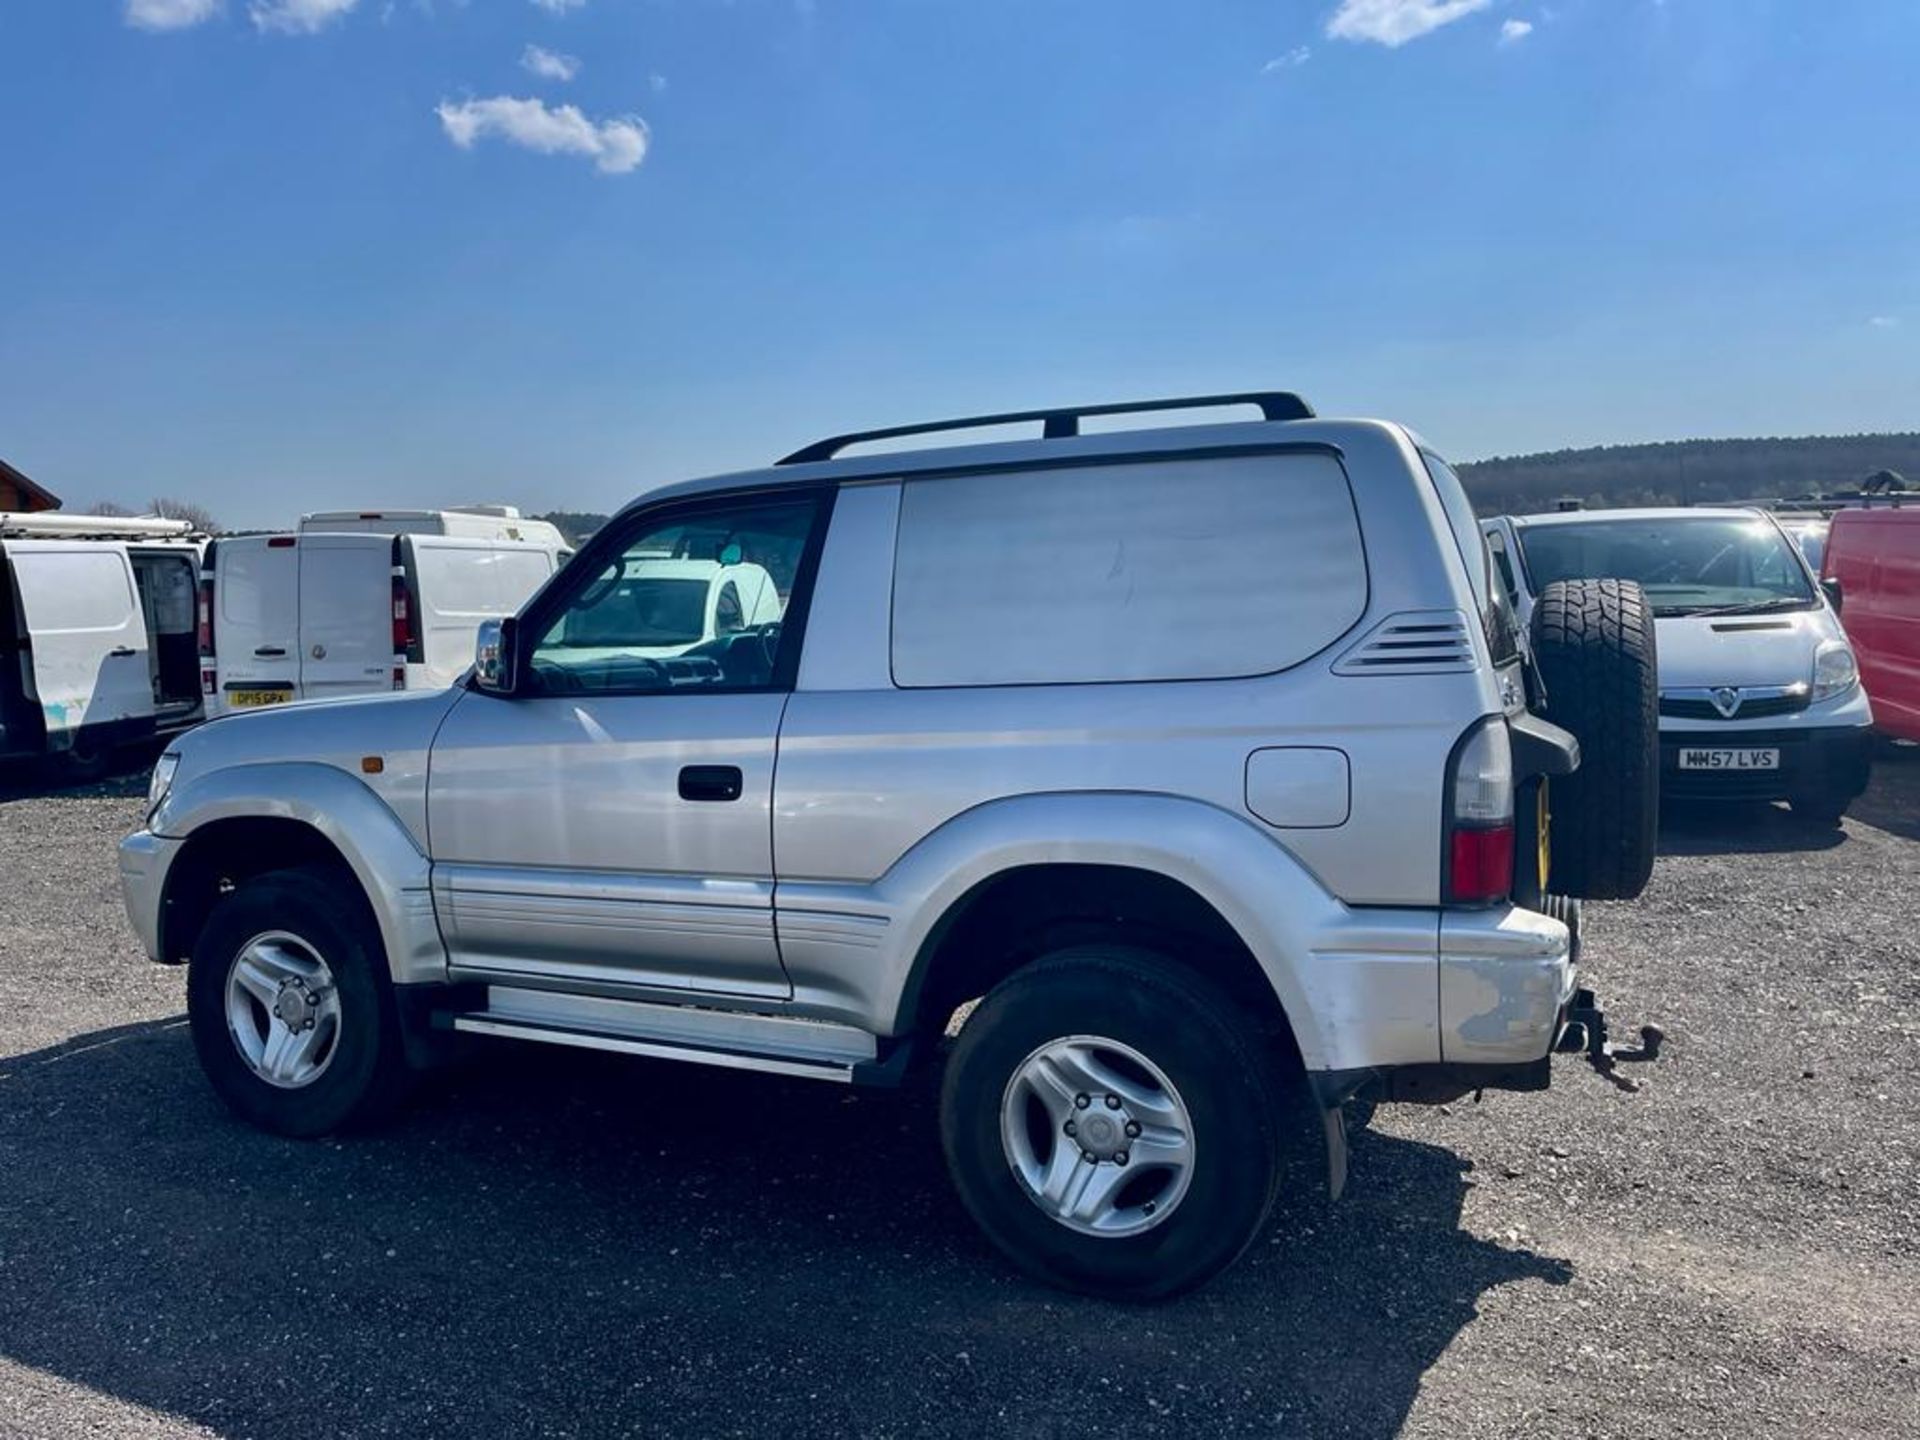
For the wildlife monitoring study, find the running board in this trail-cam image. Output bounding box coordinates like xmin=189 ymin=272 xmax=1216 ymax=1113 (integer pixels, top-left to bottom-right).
xmin=447 ymin=986 xmax=903 ymax=1086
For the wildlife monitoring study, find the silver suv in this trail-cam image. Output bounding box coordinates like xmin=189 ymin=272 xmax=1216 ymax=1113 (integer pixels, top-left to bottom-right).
xmin=120 ymin=393 xmax=1659 ymax=1298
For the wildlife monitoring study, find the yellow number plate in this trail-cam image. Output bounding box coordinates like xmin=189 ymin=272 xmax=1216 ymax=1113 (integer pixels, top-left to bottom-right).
xmin=228 ymin=690 xmax=291 ymax=709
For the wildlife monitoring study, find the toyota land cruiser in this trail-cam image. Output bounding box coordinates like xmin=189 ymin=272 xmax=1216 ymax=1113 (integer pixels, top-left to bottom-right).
xmin=120 ymin=393 xmax=1660 ymax=1297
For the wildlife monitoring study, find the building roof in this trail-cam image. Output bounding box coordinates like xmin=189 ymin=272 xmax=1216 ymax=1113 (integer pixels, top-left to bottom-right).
xmin=0 ymin=457 xmax=61 ymax=512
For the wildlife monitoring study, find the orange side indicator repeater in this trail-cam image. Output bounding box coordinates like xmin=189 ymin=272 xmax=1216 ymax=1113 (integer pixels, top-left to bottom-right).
xmin=360 ymin=756 xmax=385 ymax=776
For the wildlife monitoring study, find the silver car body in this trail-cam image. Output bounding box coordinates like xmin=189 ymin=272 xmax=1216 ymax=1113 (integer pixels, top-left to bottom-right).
xmin=123 ymin=415 xmax=1574 ymax=1096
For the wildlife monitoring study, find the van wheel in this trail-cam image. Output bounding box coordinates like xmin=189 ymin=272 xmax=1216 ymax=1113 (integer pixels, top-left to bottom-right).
xmin=940 ymin=946 xmax=1296 ymax=1300
xmin=186 ymin=865 xmax=410 ymax=1137
xmin=1530 ymin=579 xmax=1659 ymax=901
xmin=1788 ymin=792 xmax=1850 ymax=826
xmin=57 ymin=738 xmax=113 ymax=784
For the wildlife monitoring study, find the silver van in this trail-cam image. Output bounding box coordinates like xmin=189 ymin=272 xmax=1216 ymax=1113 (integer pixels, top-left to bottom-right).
xmin=1484 ymin=507 xmax=1871 ymax=822
xmin=122 ymin=395 xmax=1660 ymax=1297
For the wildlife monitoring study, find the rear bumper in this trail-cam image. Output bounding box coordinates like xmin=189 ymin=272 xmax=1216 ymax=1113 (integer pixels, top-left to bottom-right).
xmin=1438 ymin=904 xmax=1576 ymax=1066
xmin=118 ymin=829 xmax=183 ymax=963
xmin=1661 ymin=720 xmax=1874 ymax=801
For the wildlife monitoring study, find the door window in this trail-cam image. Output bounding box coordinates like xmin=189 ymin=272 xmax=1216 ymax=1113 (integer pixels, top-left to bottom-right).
xmin=526 ymin=493 xmax=822 ymax=695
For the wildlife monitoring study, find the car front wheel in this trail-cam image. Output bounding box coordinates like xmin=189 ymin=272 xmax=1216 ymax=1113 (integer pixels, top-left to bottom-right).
xmin=186 ymin=864 xmax=410 ymax=1137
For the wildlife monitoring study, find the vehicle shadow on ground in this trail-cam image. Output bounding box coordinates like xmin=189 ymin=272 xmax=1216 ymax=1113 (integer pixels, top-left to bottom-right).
xmin=1847 ymin=742 xmax=1920 ymax=843
xmin=0 ymin=756 xmax=149 ymax=803
xmin=0 ymin=1020 xmax=1571 ymax=1440
xmin=1657 ymin=800 xmax=1850 ymax=857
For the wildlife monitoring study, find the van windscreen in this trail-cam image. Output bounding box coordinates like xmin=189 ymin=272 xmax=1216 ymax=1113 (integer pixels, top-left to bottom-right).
xmin=1518 ymin=517 xmax=1815 ymax=617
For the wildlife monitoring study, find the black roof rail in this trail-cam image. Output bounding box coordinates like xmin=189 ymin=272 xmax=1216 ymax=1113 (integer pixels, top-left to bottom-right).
xmin=776 ymin=391 xmax=1315 ymax=466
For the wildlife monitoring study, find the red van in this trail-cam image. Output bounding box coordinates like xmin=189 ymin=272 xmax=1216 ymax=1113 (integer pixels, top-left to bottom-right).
xmin=1824 ymin=507 xmax=1920 ymax=742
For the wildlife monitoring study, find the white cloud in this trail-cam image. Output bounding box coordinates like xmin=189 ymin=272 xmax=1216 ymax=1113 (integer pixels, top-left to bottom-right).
xmin=436 ymin=96 xmax=649 ymax=175
xmin=1868 ymin=316 xmax=1901 ymax=330
xmin=1326 ymin=0 xmax=1492 ymax=48
xmin=648 ymin=72 xmax=669 ymax=95
xmin=521 ymin=44 xmax=581 ymax=82
xmin=249 ymin=0 xmax=358 ymax=33
xmin=1262 ymin=46 xmax=1312 ymax=74
xmin=529 ymin=0 xmax=585 ymax=13
xmin=1499 ymin=18 xmax=1534 ymax=44
xmin=125 ymin=0 xmax=222 ymax=29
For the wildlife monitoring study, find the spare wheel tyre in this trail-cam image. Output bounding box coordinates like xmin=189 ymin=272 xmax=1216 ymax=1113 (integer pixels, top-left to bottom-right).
xmin=1529 ymin=578 xmax=1658 ymax=901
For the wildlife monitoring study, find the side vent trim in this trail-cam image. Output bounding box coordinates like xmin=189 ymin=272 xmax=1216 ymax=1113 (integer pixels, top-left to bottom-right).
xmin=1332 ymin=610 xmax=1478 ymax=677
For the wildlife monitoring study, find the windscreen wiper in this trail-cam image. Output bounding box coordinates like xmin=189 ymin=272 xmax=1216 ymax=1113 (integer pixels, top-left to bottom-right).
xmin=1680 ymin=597 xmax=1811 ymax=618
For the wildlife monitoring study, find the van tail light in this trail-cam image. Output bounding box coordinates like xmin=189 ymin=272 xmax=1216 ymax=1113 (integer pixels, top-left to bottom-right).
xmin=391 ymin=569 xmax=412 ymax=662
xmin=1445 ymin=718 xmax=1515 ymax=906
xmin=197 ymin=578 xmax=215 ymax=657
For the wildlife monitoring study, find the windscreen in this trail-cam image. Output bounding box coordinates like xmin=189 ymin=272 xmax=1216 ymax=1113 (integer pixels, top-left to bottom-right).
xmin=559 ymin=577 xmax=709 ymax=647
xmin=1518 ymin=516 xmax=1814 ymax=617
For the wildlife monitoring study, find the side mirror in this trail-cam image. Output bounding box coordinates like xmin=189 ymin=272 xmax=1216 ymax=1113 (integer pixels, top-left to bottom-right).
xmin=1821 ymin=576 xmax=1843 ymax=615
xmin=473 ymin=616 xmax=518 ymax=694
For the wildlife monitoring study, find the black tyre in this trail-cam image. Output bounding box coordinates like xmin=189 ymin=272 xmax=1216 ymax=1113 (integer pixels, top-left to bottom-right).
xmin=1788 ymin=792 xmax=1850 ymax=826
xmin=1530 ymin=579 xmax=1659 ymax=901
xmin=56 ymin=736 xmax=113 ymax=785
xmin=940 ymin=946 xmax=1302 ymax=1300
xmin=186 ymin=864 xmax=410 ymax=1137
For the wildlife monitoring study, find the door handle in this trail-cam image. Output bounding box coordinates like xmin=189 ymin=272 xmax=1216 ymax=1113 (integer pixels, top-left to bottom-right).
xmin=108 ymin=646 xmax=136 ymax=658
xmin=254 ymin=646 xmax=287 ymax=658
xmin=678 ymin=765 xmax=744 ymax=802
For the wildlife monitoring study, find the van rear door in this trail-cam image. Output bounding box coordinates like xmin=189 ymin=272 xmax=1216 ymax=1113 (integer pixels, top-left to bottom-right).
xmin=213 ymin=536 xmax=299 ymax=711
xmin=297 ymin=534 xmax=393 ymax=703
xmin=6 ymin=541 xmax=153 ymax=741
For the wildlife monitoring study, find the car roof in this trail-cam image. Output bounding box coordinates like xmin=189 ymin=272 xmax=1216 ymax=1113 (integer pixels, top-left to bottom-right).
xmin=1508 ymin=506 xmax=1767 ymax=528
xmin=613 ymin=415 xmax=1414 ymax=519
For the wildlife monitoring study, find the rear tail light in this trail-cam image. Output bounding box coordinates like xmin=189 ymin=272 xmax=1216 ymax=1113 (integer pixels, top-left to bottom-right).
xmin=391 ymin=570 xmax=412 ymax=659
xmin=1445 ymin=718 xmax=1515 ymax=906
xmin=196 ymin=578 xmax=215 ymax=657
xmin=201 ymin=668 xmax=217 ymax=698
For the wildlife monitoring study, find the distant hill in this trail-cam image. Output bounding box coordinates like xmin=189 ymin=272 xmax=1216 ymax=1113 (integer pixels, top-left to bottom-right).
xmin=539 ymin=434 xmax=1918 ymax=543
xmin=1458 ymin=433 xmax=1920 ymax=516
xmin=538 ymin=510 xmax=610 ymax=546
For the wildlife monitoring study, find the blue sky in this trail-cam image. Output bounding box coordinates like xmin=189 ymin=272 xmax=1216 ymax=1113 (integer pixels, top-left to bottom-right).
xmin=1 ymin=0 xmax=1916 ymax=526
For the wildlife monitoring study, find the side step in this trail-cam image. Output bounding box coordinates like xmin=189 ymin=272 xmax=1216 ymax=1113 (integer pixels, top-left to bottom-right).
xmin=446 ymin=986 xmax=907 ymax=1086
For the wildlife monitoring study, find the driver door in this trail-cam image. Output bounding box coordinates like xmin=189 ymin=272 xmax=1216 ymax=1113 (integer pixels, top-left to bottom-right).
xmin=426 ymin=489 xmax=829 ymax=1001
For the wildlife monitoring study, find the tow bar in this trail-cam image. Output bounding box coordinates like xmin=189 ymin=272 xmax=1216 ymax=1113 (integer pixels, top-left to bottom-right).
xmin=1558 ymin=988 xmax=1664 ymax=1092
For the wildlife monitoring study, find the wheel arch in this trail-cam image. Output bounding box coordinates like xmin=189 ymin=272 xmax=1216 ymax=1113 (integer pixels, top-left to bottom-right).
xmin=859 ymin=792 xmax=1346 ymax=1069
xmin=154 ymin=762 xmax=446 ymax=984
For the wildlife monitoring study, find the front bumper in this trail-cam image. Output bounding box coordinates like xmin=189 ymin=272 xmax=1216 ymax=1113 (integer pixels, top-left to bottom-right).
xmin=118 ymin=830 xmax=184 ymax=963
xmin=1661 ymin=720 xmax=1874 ymax=802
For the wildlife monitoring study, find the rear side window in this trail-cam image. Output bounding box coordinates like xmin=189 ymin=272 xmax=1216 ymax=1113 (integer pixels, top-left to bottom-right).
xmin=890 ymin=452 xmax=1367 ymax=688
xmin=1423 ymin=454 xmax=1518 ymax=665
xmin=415 ymin=546 xmax=498 ymax=618
xmin=13 ymin=551 xmax=134 ymax=631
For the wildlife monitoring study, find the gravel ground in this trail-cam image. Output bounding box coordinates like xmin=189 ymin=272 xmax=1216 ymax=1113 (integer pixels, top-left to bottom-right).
xmin=1 ymin=753 xmax=1917 ymax=1439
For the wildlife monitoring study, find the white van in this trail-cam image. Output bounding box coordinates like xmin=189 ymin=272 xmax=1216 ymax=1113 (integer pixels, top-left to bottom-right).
xmin=1 ymin=514 xmax=205 ymax=776
xmin=296 ymin=506 xmax=563 ymax=544
xmin=205 ymin=512 xmax=567 ymax=716
xmin=1483 ymin=507 xmax=1873 ymax=822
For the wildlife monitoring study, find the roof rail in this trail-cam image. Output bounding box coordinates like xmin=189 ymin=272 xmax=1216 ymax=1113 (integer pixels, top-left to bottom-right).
xmin=776 ymin=392 xmax=1315 ymax=466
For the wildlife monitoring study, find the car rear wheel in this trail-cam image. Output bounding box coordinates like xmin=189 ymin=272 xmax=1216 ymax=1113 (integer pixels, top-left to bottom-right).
xmin=1530 ymin=579 xmax=1659 ymax=901
xmin=186 ymin=864 xmax=410 ymax=1137
xmin=940 ymin=946 xmax=1301 ymax=1300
